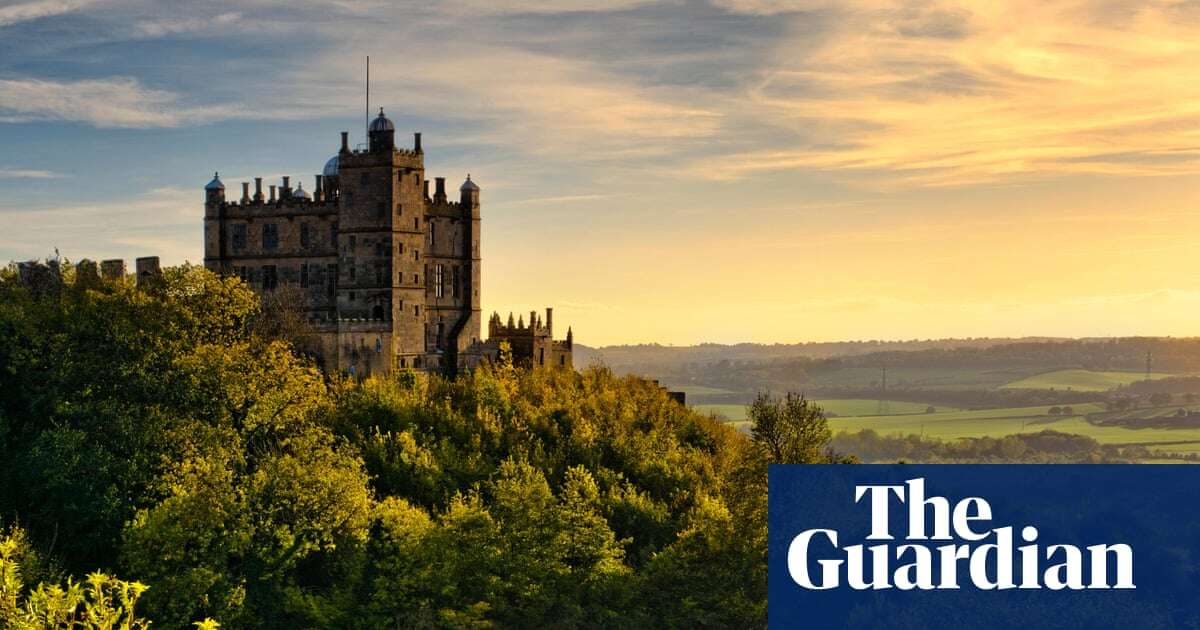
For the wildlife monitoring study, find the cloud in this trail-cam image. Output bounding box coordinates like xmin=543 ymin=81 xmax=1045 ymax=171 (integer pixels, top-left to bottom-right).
xmin=0 ymin=0 xmax=92 ymax=27
xmin=0 ymin=187 xmax=198 ymax=264
xmin=0 ymin=168 xmax=65 ymax=179
xmin=132 ymin=11 xmax=241 ymax=38
xmin=680 ymin=0 xmax=1200 ymax=185
xmin=312 ymin=45 xmax=722 ymax=159
xmin=0 ymin=76 xmax=253 ymax=128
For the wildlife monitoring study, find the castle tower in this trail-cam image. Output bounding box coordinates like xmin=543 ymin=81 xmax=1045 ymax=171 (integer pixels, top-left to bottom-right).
xmin=336 ymin=108 xmax=428 ymax=371
xmin=426 ymin=174 xmax=482 ymax=373
xmin=202 ymin=172 xmax=225 ymax=272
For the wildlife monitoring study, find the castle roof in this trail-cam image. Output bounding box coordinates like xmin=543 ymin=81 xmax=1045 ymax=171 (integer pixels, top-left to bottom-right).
xmin=292 ymin=182 xmax=310 ymax=200
xmin=323 ymin=155 xmax=339 ymax=177
xmin=460 ymin=174 xmax=479 ymax=192
xmin=204 ymin=172 xmax=224 ymax=190
xmin=369 ymin=108 xmax=394 ymax=132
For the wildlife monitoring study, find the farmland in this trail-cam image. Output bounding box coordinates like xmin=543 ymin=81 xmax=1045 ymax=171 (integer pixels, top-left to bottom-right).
xmin=694 ymin=399 xmax=959 ymax=421
xmin=1000 ymin=369 xmax=1174 ymax=391
xmin=696 ymin=399 xmax=1200 ymax=459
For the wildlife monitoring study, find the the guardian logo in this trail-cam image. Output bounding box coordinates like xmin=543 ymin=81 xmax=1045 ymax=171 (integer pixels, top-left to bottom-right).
xmin=788 ymin=478 xmax=1135 ymax=591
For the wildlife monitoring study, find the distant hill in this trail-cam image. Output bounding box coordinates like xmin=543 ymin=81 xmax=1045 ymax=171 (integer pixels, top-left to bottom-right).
xmin=574 ymin=337 xmax=1070 ymax=371
xmin=577 ymin=337 xmax=1200 ymax=406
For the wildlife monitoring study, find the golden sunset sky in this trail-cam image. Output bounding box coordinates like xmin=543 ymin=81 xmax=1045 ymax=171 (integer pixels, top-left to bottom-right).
xmin=1 ymin=0 xmax=1199 ymax=345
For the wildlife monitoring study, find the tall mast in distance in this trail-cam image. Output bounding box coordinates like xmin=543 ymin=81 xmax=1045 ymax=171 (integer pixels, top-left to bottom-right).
xmin=365 ymin=55 xmax=370 ymax=145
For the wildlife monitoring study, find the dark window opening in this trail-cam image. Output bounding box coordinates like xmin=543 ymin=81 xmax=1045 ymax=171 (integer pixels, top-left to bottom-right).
xmin=232 ymin=224 xmax=247 ymax=252
xmin=299 ymin=263 xmax=309 ymax=288
xmin=262 ymin=224 xmax=279 ymax=250
xmin=263 ymin=265 xmax=278 ymax=291
xmin=372 ymin=305 xmax=384 ymax=319
xmin=300 ymin=223 xmax=311 ymax=249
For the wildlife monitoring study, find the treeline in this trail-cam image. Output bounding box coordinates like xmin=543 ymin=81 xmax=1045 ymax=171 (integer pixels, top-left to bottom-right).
xmin=830 ymin=429 xmax=1151 ymax=463
xmin=802 ymin=387 xmax=1103 ymax=408
xmin=594 ymin=338 xmax=1200 ymax=399
xmin=0 ymin=263 xmax=836 ymax=628
xmin=578 ymin=337 xmax=1065 ymax=372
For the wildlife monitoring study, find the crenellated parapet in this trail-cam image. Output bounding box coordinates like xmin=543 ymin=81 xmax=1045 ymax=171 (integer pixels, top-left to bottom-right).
xmin=486 ymin=307 xmax=573 ymax=368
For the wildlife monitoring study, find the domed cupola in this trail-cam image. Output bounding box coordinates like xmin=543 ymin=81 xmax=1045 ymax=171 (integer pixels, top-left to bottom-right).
xmin=459 ymin=174 xmax=480 ymax=206
xmin=292 ymin=181 xmax=311 ymax=200
xmin=205 ymin=171 xmax=224 ymax=190
xmin=368 ymin=107 xmax=396 ymax=152
xmin=369 ymin=108 xmax=394 ymax=132
xmin=322 ymin=155 xmax=339 ymax=177
xmin=204 ymin=171 xmax=225 ymax=204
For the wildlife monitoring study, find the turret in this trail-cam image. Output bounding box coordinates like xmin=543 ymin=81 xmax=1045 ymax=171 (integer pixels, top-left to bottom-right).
xmin=204 ymin=172 xmax=225 ymax=205
xmin=460 ymin=174 xmax=480 ymax=207
xmin=368 ymin=108 xmax=395 ymax=152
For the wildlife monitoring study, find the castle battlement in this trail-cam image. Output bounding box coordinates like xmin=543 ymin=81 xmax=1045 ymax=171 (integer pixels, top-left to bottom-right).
xmin=486 ymin=308 xmax=573 ymax=369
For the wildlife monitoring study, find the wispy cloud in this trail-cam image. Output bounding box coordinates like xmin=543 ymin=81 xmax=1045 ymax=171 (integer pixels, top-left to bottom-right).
xmin=133 ymin=11 xmax=241 ymax=38
xmin=681 ymin=0 xmax=1200 ymax=185
xmin=0 ymin=168 xmax=65 ymax=179
xmin=0 ymin=76 xmax=264 ymax=128
xmin=0 ymin=0 xmax=92 ymax=28
xmin=0 ymin=187 xmax=197 ymax=263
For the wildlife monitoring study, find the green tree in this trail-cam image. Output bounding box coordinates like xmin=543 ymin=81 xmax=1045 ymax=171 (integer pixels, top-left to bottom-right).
xmin=748 ymin=391 xmax=833 ymax=464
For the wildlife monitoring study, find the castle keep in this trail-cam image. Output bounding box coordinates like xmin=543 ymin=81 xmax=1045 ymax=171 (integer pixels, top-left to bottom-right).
xmin=202 ymin=109 xmax=571 ymax=375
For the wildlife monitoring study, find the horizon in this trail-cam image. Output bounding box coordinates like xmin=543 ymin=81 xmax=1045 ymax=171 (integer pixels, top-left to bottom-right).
xmin=4 ymin=1 xmax=1200 ymax=346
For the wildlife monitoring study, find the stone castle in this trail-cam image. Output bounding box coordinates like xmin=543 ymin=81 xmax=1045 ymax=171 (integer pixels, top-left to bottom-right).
xmin=201 ymin=108 xmax=572 ymax=376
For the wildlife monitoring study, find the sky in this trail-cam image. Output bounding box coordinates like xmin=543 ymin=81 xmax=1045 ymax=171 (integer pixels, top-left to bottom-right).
xmin=2 ymin=0 xmax=1200 ymax=346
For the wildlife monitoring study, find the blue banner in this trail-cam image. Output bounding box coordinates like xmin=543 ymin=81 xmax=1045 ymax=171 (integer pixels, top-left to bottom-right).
xmin=768 ymin=465 xmax=1200 ymax=629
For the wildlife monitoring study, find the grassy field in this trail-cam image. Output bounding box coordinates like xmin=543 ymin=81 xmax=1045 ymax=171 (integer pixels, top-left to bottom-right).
xmin=696 ymin=390 xmax=1200 ymax=458
xmin=1000 ymin=369 xmax=1172 ymax=391
xmin=825 ymin=403 xmax=1200 ymax=456
xmin=806 ymin=367 xmax=1044 ymax=390
xmin=693 ymin=399 xmax=960 ymax=422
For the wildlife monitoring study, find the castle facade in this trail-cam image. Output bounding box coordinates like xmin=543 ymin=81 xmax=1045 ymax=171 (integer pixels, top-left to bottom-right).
xmin=202 ymin=109 xmax=571 ymax=376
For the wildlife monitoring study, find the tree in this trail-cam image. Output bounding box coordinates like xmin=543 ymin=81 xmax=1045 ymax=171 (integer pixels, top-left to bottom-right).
xmin=748 ymin=392 xmax=832 ymax=464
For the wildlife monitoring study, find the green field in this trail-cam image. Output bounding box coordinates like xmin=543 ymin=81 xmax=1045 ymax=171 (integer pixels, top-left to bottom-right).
xmin=693 ymin=399 xmax=959 ymax=422
xmin=806 ymin=367 xmax=1043 ymax=390
xmin=827 ymin=404 xmax=1200 ymax=456
xmin=1000 ymin=369 xmax=1172 ymax=391
xmin=697 ymin=394 xmax=1200 ymax=458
